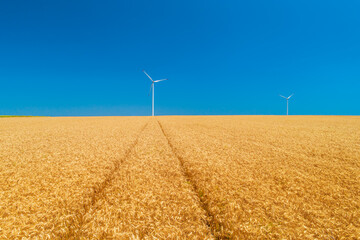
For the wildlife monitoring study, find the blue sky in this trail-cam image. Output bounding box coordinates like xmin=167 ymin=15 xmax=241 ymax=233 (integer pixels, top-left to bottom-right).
xmin=1 ymin=0 xmax=359 ymax=116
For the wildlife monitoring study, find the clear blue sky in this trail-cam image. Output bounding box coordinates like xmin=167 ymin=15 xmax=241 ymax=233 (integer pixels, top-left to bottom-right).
xmin=1 ymin=0 xmax=359 ymax=116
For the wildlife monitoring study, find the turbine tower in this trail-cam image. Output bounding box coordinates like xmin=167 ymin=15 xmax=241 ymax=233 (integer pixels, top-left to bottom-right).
xmin=279 ymin=94 xmax=294 ymax=115
xmin=143 ymin=70 xmax=167 ymax=116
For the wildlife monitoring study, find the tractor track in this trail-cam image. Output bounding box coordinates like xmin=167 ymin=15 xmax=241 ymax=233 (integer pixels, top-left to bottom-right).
xmin=156 ymin=119 xmax=225 ymax=239
xmin=59 ymin=121 xmax=149 ymax=239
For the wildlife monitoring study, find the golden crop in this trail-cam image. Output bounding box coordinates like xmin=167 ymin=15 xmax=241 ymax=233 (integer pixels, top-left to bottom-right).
xmin=0 ymin=116 xmax=359 ymax=239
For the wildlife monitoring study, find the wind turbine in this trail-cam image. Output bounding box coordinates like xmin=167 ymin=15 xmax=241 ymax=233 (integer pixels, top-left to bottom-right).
xmin=279 ymin=94 xmax=294 ymax=115
xmin=143 ymin=70 xmax=168 ymax=116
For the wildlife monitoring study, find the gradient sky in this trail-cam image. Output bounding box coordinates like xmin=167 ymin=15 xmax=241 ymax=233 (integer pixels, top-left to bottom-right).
xmin=1 ymin=0 xmax=359 ymax=116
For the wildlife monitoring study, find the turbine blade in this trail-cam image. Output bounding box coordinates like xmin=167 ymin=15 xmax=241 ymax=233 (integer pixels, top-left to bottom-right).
xmin=149 ymin=83 xmax=153 ymax=95
xmin=279 ymin=95 xmax=287 ymax=99
xmin=288 ymin=93 xmax=294 ymax=99
xmin=143 ymin=70 xmax=153 ymax=81
xmin=154 ymin=78 xmax=168 ymax=83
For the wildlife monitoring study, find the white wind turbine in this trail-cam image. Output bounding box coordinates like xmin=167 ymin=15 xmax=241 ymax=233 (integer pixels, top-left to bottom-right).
xmin=143 ymin=70 xmax=168 ymax=116
xmin=279 ymin=94 xmax=294 ymax=115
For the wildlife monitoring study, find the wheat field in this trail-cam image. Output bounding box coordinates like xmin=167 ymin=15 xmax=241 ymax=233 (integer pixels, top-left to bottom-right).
xmin=0 ymin=116 xmax=359 ymax=239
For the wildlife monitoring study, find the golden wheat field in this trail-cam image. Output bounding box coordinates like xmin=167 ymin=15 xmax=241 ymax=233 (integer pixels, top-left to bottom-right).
xmin=0 ymin=116 xmax=359 ymax=239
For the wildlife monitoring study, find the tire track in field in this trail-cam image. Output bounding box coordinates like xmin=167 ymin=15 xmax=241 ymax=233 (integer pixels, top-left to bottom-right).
xmin=59 ymin=121 xmax=149 ymax=239
xmin=156 ymin=119 xmax=223 ymax=239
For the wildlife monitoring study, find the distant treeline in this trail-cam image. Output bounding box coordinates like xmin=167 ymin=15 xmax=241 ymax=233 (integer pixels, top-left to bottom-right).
xmin=0 ymin=115 xmax=41 ymax=118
